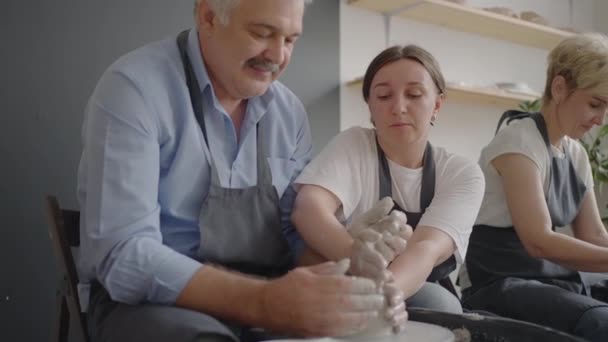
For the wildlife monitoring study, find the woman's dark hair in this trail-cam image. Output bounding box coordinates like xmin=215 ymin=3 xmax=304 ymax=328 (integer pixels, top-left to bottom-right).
xmin=362 ymin=45 xmax=446 ymax=102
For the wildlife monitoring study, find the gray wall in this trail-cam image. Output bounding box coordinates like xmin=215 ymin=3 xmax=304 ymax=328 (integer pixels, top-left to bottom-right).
xmin=0 ymin=1 xmax=339 ymax=341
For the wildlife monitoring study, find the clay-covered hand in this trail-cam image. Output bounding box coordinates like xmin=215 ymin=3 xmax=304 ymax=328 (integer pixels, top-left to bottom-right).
xmin=261 ymin=259 xmax=386 ymax=337
xmin=349 ymin=228 xmax=393 ymax=281
xmin=381 ymin=281 xmax=408 ymax=334
xmin=347 ymin=197 xmax=394 ymax=235
xmin=374 ymin=210 xmax=413 ymax=240
xmin=368 ymin=211 xmax=412 ymax=263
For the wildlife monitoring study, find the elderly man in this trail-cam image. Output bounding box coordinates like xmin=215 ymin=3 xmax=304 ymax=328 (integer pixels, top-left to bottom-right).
xmin=77 ymin=1 xmax=407 ymax=341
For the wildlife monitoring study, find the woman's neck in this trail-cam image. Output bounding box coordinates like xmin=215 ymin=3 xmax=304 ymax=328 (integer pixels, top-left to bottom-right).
xmin=540 ymin=103 xmax=567 ymax=148
xmin=377 ymin=134 xmax=426 ymax=169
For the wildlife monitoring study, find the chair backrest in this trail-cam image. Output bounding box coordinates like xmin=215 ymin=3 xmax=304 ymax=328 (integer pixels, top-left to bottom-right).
xmin=46 ymin=195 xmax=89 ymax=342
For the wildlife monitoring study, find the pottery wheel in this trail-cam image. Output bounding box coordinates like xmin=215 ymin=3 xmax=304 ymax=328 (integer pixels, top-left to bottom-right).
xmin=265 ymin=320 xmax=456 ymax=342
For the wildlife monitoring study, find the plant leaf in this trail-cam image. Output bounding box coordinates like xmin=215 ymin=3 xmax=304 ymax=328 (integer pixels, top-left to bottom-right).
xmin=599 ymin=124 xmax=608 ymax=138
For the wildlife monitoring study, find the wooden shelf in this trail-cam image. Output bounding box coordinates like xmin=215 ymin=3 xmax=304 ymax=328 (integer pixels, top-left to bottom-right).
xmin=348 ymin=0 xmax=573 ymax=50
xmin=347 ymin=77 xmax=538 ymax=108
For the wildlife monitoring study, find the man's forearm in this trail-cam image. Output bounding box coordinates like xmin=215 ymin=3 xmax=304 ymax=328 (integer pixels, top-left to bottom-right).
xmin=175 ymin=265 xmax=268 ymax=327
xmin=297 ymin=247 xmax=329 ymax=266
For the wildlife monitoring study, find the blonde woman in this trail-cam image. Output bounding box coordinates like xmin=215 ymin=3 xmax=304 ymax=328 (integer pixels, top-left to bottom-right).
xmin=292 ymin=45 xmax=485 ymax=314
xmin=460 ymin=33 xmax=608 ymax=342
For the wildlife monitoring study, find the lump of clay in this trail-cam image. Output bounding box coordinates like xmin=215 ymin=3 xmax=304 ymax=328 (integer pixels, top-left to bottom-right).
xmin=344 ymin=228 xmax=393 ymax=340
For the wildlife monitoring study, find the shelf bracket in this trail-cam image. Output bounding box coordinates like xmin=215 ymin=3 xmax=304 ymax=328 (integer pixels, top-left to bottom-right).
xmin=383 ymin=0 xmax=424 ymax=47
xmin=387 ymin=0 xmax=424 ymax=16
xmin=569 ymin=0 xmax=574 ymax=27
xmin=383 ymin=14 xmax=391 ymax=47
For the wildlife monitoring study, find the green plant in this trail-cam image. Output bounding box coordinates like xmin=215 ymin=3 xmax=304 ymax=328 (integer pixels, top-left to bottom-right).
xmin=581 ymin=127 xmax=608 ymax=225
xmin=518 ymin=99 xmax=542 ymax=112
xmin=580 ymin=125 xmax=608 ymax=188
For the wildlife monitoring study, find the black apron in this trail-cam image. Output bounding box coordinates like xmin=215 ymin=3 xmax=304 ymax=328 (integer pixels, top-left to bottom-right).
xmin=464 ymin=110 xmax=607 ymax=330
xmin=178 ymin=30 xmax=292 ymax=278
xmin=376 ymin=136 xmax=457 ymax=282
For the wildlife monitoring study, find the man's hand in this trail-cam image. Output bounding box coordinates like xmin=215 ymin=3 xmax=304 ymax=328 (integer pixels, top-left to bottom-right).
xmin=260 ymin=259 xmax=385 ymax=337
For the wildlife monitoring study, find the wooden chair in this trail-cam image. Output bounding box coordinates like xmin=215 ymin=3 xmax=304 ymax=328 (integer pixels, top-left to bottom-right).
xmin=46 ymin=195 xmax=89 ymax=342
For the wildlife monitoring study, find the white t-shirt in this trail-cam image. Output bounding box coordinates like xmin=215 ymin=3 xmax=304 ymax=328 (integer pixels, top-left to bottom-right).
xmin=475 ymin=117 xmax=593 ymax=228
xmin=459 ymin=116 xmax=594 ymax=289
xmin=294 ymin=127 xmax=485 ymax=263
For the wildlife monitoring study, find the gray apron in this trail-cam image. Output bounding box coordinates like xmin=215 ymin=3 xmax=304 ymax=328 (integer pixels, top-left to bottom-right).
xmin=464 ymin=111 xmax=608 ymax=331
xmin=177 ymin=30 xmax=292 ymax=278
xmin=376 ymin=136 xmax=457 ymax=282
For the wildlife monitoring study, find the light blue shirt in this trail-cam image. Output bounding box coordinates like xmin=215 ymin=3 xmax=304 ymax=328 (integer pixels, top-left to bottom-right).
xmin=77 ymin=29 xmax=312 ymax=306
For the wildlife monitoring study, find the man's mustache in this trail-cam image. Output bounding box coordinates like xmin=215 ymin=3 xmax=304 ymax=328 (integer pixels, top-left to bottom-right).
xmin=246 ymin=58 xmax=280 ymax=73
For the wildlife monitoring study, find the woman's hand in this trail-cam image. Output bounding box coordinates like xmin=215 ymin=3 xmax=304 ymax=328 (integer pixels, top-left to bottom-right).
xmin=381 ymin=281 xmax=408 ymax=334
xmin=369 ymin=211 xmax=412 ymax=262
xmin=348 ymin=197 xmax=394 ymax=234
xmin=349 ymin=228 xmax=392 ymax=281
xmin=348 ymin=198 xmax=412 ymax=281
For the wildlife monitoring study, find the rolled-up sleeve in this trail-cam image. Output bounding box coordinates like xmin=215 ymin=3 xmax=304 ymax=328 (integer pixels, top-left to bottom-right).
xmin=79 ymin=70 xmax=201 ymax=305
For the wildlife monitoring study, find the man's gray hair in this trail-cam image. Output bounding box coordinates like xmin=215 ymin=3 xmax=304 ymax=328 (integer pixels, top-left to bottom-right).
xmin=194 ymin=0 xmax=313 ymax=25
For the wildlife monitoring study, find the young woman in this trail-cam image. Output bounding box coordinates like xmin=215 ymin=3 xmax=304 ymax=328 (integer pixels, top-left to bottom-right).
xmin=292 ymin=45 xmax=485 ymax=313
xmin=460 ymin=33 xmax=608 ymax=342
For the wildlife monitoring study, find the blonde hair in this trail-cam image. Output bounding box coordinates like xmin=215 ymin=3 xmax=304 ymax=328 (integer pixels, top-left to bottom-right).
xmin=543 ymin=33 xmax=608 ymax=103
xmin=194 ymin=0 xmax=313 ymax=26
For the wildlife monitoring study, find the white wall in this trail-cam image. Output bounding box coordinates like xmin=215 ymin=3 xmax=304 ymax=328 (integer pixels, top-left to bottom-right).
xmin=340 ymin=0 xmax=596 ymax=161
xmin=596 ymin=0 xmax=608 ymax=34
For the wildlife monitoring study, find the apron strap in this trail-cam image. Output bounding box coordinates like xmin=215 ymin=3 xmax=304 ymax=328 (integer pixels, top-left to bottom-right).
xmin=420 ymin=143 xmax=435 ymax=210
xmin=495 ymin=110 xmax=532 ymax=135
xmin=376 ymin=135 xmax=392 ymax=200
xmin=529 ymin=113 xmax=558 ymax=153
xmin=375 ymin=133 xmax=435 ymax=213
xmin=529 ymin=113 xmax=556 ymax=205
xmin=177 ymin=30 xmax=208 ymax=146
xmin=177 ymin=29 xmax=270 ymax=187
xmin=256 ymin=125 xmax=272 ymax=185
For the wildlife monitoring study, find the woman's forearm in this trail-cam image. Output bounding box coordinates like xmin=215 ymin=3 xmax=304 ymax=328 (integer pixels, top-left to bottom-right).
xmin=292 ymin=187 xmax=354 ymax=262
xmin=294 ymin=209 xmax=353 ymax=261
xmin=388 ymin=240 xmax=444 ymax=299
xmin=536 ymin=231 xmax=608 ymax=272
xmin=573 ymin=226 xmax=608 ymax=248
